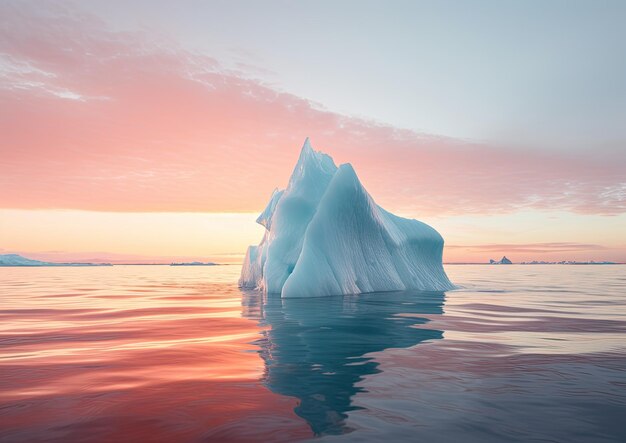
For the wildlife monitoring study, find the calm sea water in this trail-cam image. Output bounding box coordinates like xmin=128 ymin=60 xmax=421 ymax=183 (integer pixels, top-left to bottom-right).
xmin=0 ymin=265 xmax=625 ymax=442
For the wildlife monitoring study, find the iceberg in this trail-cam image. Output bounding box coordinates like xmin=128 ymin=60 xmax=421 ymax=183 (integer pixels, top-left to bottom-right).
xmin=489 ymin=256 xmax=512 ymax=265
xmin=239 ymin=138 xmax=454 ymax=297
xmin=0 ymin=254 xmax=112 ymax=267
xmin=0 ymin=254 xmax=49 ymax=266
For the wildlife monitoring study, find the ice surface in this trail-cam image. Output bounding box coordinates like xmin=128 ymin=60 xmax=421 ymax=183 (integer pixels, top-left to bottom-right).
xmin=0 ymin=254 xmax=111 ymax=267
xmin=490 ymin=256 xmax=512 ymax=265
xmin=255 ymin=188 xmax=284 ymax=230
xmin=239 ymin=139 xmax=454 ymax=297
xmin=0 ymin=254 xmax=48 ymax=266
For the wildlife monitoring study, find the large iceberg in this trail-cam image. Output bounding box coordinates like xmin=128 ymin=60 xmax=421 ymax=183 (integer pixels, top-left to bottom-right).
xmin=239 ymin=138 xmax=454 ymax=297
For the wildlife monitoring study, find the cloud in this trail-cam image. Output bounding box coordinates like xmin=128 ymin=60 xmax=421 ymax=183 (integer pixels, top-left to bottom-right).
xmin=447 ymin=242 xmax=610 ymax=254
xmin=0 ymin=1 xmax=624 ymax=216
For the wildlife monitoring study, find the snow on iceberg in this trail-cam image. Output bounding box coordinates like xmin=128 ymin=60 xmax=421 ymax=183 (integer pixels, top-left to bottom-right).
xmin=239 ymin=138 xmax=454 ymax=297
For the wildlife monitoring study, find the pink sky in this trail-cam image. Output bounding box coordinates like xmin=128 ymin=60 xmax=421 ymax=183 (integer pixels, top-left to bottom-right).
xmin=1 ymin=2 xmax=624 ymax=263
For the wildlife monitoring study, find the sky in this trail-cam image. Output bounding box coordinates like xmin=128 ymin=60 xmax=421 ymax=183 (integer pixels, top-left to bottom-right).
xmin=1 ymin=0 xmax=625 ymax=263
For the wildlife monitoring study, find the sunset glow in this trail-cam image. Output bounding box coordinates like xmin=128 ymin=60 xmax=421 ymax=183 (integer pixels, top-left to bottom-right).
xmin=2 ymin=2 xmax=626 ymax=442
xmin=1 ymin=1 xmax=624 ymax=263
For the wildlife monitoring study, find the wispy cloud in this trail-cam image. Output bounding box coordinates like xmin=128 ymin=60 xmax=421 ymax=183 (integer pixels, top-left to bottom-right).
xmin=0 ymin=1 xmax=624 ymax=216
xmin=447 ymin=242 xmax=610 ymax=254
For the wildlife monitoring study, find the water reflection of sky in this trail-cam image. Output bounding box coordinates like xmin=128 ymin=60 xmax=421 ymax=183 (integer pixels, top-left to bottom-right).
xmin=0 ymin=265 xmax=625 ymax=442
xmin=0 ymin=266 xmax=311 ymax=441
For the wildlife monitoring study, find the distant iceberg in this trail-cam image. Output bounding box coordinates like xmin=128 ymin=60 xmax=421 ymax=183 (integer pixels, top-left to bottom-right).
xmin=489 ymin=256 xmax=512 ymax=265
xmin=0 ymin=254 xmax=50 ymax=266
xmin=0 ymin=254 xmax=112 ymax=267
xmin=239 ymin=139 xmax=454 ymax=297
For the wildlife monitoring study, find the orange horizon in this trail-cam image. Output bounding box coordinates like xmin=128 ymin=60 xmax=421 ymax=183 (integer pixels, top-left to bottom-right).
xmin=1 ymin=3 xmax=624 ymax=264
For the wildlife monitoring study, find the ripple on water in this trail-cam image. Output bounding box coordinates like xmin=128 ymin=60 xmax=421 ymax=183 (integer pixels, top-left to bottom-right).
xmin=0 ymin=264 xmax=625 ymax=442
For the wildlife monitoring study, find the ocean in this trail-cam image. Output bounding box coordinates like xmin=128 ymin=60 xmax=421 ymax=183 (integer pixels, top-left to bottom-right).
xmin=1 ymin=264 xmax=625 ymax=442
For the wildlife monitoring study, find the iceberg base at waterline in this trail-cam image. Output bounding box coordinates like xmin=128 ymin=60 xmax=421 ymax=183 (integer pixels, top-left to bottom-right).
xmin=239 ymin=138 xmax=454 ymax=298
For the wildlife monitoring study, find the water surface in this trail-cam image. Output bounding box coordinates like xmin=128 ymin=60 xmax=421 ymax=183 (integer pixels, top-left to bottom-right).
xmin=0 ymin=265 xmax=625 ymax=442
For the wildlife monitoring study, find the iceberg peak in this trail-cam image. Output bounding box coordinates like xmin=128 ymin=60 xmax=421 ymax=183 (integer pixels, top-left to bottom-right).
xmin=294 ymin=137 xmax=313 ymax=168
xmin=256 ymin=187 xmax=284 ymax=230
xmin=290 ymin=138 xmax=337 ymax=186
xmin=334 ymin=163 xmax=361 ymax=188
xmin=239 ymin=139 xmax=454 ymax=297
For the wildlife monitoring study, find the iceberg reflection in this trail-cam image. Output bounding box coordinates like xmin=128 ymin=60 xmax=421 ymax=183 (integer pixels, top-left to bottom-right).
xmin=241 ymin=290 xmax=445 ymax=435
